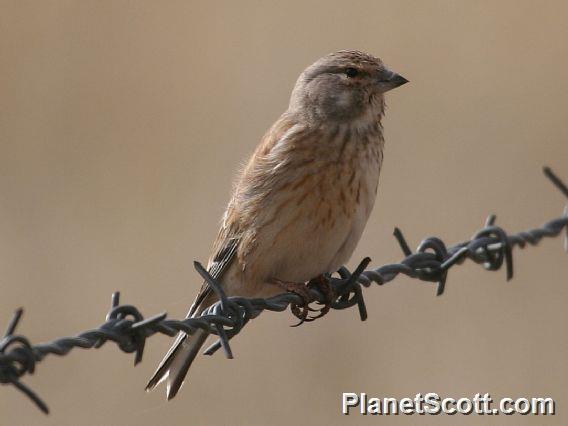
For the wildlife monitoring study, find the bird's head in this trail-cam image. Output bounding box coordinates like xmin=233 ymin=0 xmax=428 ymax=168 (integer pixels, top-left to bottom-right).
xmin=289 ymin=50 xmax=408 ymax=122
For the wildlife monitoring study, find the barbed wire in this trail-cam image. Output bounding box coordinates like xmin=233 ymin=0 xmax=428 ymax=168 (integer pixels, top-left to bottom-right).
xmin=1 ymin=167 xmax=567 ymax=414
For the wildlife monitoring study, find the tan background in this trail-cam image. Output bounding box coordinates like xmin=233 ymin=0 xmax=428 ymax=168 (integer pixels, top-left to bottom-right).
xmin=1 ymin=1 xmax=567 ymax=425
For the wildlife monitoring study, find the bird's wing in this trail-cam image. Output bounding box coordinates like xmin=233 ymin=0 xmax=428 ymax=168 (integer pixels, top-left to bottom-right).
xmin=186 ymin=199 xmax=242 ymax=318
xmin=145 ymin=220 xmax=240 ymax=395
xmin=187 ymin=115 xmax=299 ymax=316
xmin=186 ymin=234 xmax=239 ymax=317
xmin=147 ymin=112 xmax=301 ymax=396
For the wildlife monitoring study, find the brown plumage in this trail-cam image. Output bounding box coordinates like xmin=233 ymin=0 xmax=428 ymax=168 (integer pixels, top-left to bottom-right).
xmin=146 ymin=50 xmax=408 ymax=399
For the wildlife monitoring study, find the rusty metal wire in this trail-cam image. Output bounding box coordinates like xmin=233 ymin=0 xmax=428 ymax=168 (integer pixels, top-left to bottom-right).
xmin=1 ymin=167 xmax=567 ymax=414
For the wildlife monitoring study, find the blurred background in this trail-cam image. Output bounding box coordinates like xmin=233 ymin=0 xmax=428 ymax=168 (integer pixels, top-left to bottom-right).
xmin=1 ymin=1 xmax=567 ymax=425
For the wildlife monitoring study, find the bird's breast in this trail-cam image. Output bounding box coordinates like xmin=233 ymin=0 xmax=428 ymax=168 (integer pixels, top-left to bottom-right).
xmin=239 ymin=123 xmax=384 ymax=288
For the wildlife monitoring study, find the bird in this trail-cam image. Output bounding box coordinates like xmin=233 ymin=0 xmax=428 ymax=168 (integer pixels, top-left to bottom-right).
xmin=146 ymin=50 xmax=408 ymax=400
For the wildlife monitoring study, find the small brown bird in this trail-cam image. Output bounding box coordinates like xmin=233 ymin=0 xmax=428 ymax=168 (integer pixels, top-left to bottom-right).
xmin=146 ymin=50 xmax=407 ymax=399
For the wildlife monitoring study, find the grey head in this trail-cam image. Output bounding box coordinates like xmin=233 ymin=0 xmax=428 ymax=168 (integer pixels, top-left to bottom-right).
xmin=289 ymin=50 xmax=408 ymax=123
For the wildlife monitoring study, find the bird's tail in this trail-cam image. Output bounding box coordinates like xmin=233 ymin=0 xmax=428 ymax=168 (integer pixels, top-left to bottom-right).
xmin=145 ymin=328 xmax=209 ymax=400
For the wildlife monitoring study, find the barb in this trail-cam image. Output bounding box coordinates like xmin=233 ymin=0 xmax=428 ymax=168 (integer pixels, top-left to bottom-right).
xmin=1 ymin=167 xmax=567 ymax=414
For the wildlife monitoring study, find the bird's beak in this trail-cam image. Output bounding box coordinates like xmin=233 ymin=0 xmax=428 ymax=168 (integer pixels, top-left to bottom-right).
xmin=377 ymin=68 xmax=409 ymax=92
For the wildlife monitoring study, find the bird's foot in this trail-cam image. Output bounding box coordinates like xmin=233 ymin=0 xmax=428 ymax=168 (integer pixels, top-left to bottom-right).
xmin=271 ymin=275 xmax=334 ymax=326
xmin=270 ymin=279 xmax=316 ymax=326
xmin=307 ymin=275 xmax=334 ymax=320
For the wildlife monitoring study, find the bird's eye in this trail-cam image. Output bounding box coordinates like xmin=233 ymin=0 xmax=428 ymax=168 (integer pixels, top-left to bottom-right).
xmin=345 ymin=67 xmax=359 ymax=78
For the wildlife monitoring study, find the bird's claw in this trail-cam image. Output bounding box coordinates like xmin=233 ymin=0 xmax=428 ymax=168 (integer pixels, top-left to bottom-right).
xmin=271 ymin=275 xmax=334 ymax=326
xmin=270 ymin=278 xmax=315 ymax=326
xmin=306 ymin=275 xmax=334 ymax=320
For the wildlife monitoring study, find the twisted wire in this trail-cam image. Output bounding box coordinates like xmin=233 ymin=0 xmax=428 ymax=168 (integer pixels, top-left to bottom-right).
xmin=1 ymin=167 xmax=566 ymax=414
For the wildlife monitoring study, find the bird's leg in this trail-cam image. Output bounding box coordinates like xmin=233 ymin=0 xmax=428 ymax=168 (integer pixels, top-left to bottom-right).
xmin=270 ymin=278 xmax=316 ymax=326
xmin=307 ymin=274 xmax=334 ymax=319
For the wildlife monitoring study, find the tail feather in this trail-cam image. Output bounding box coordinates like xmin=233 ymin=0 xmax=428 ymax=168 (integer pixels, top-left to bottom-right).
xmin=146 ymin=328 xmax=209 ymax=399
xmin=145 ymin=331 xmax=185 ymax=391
